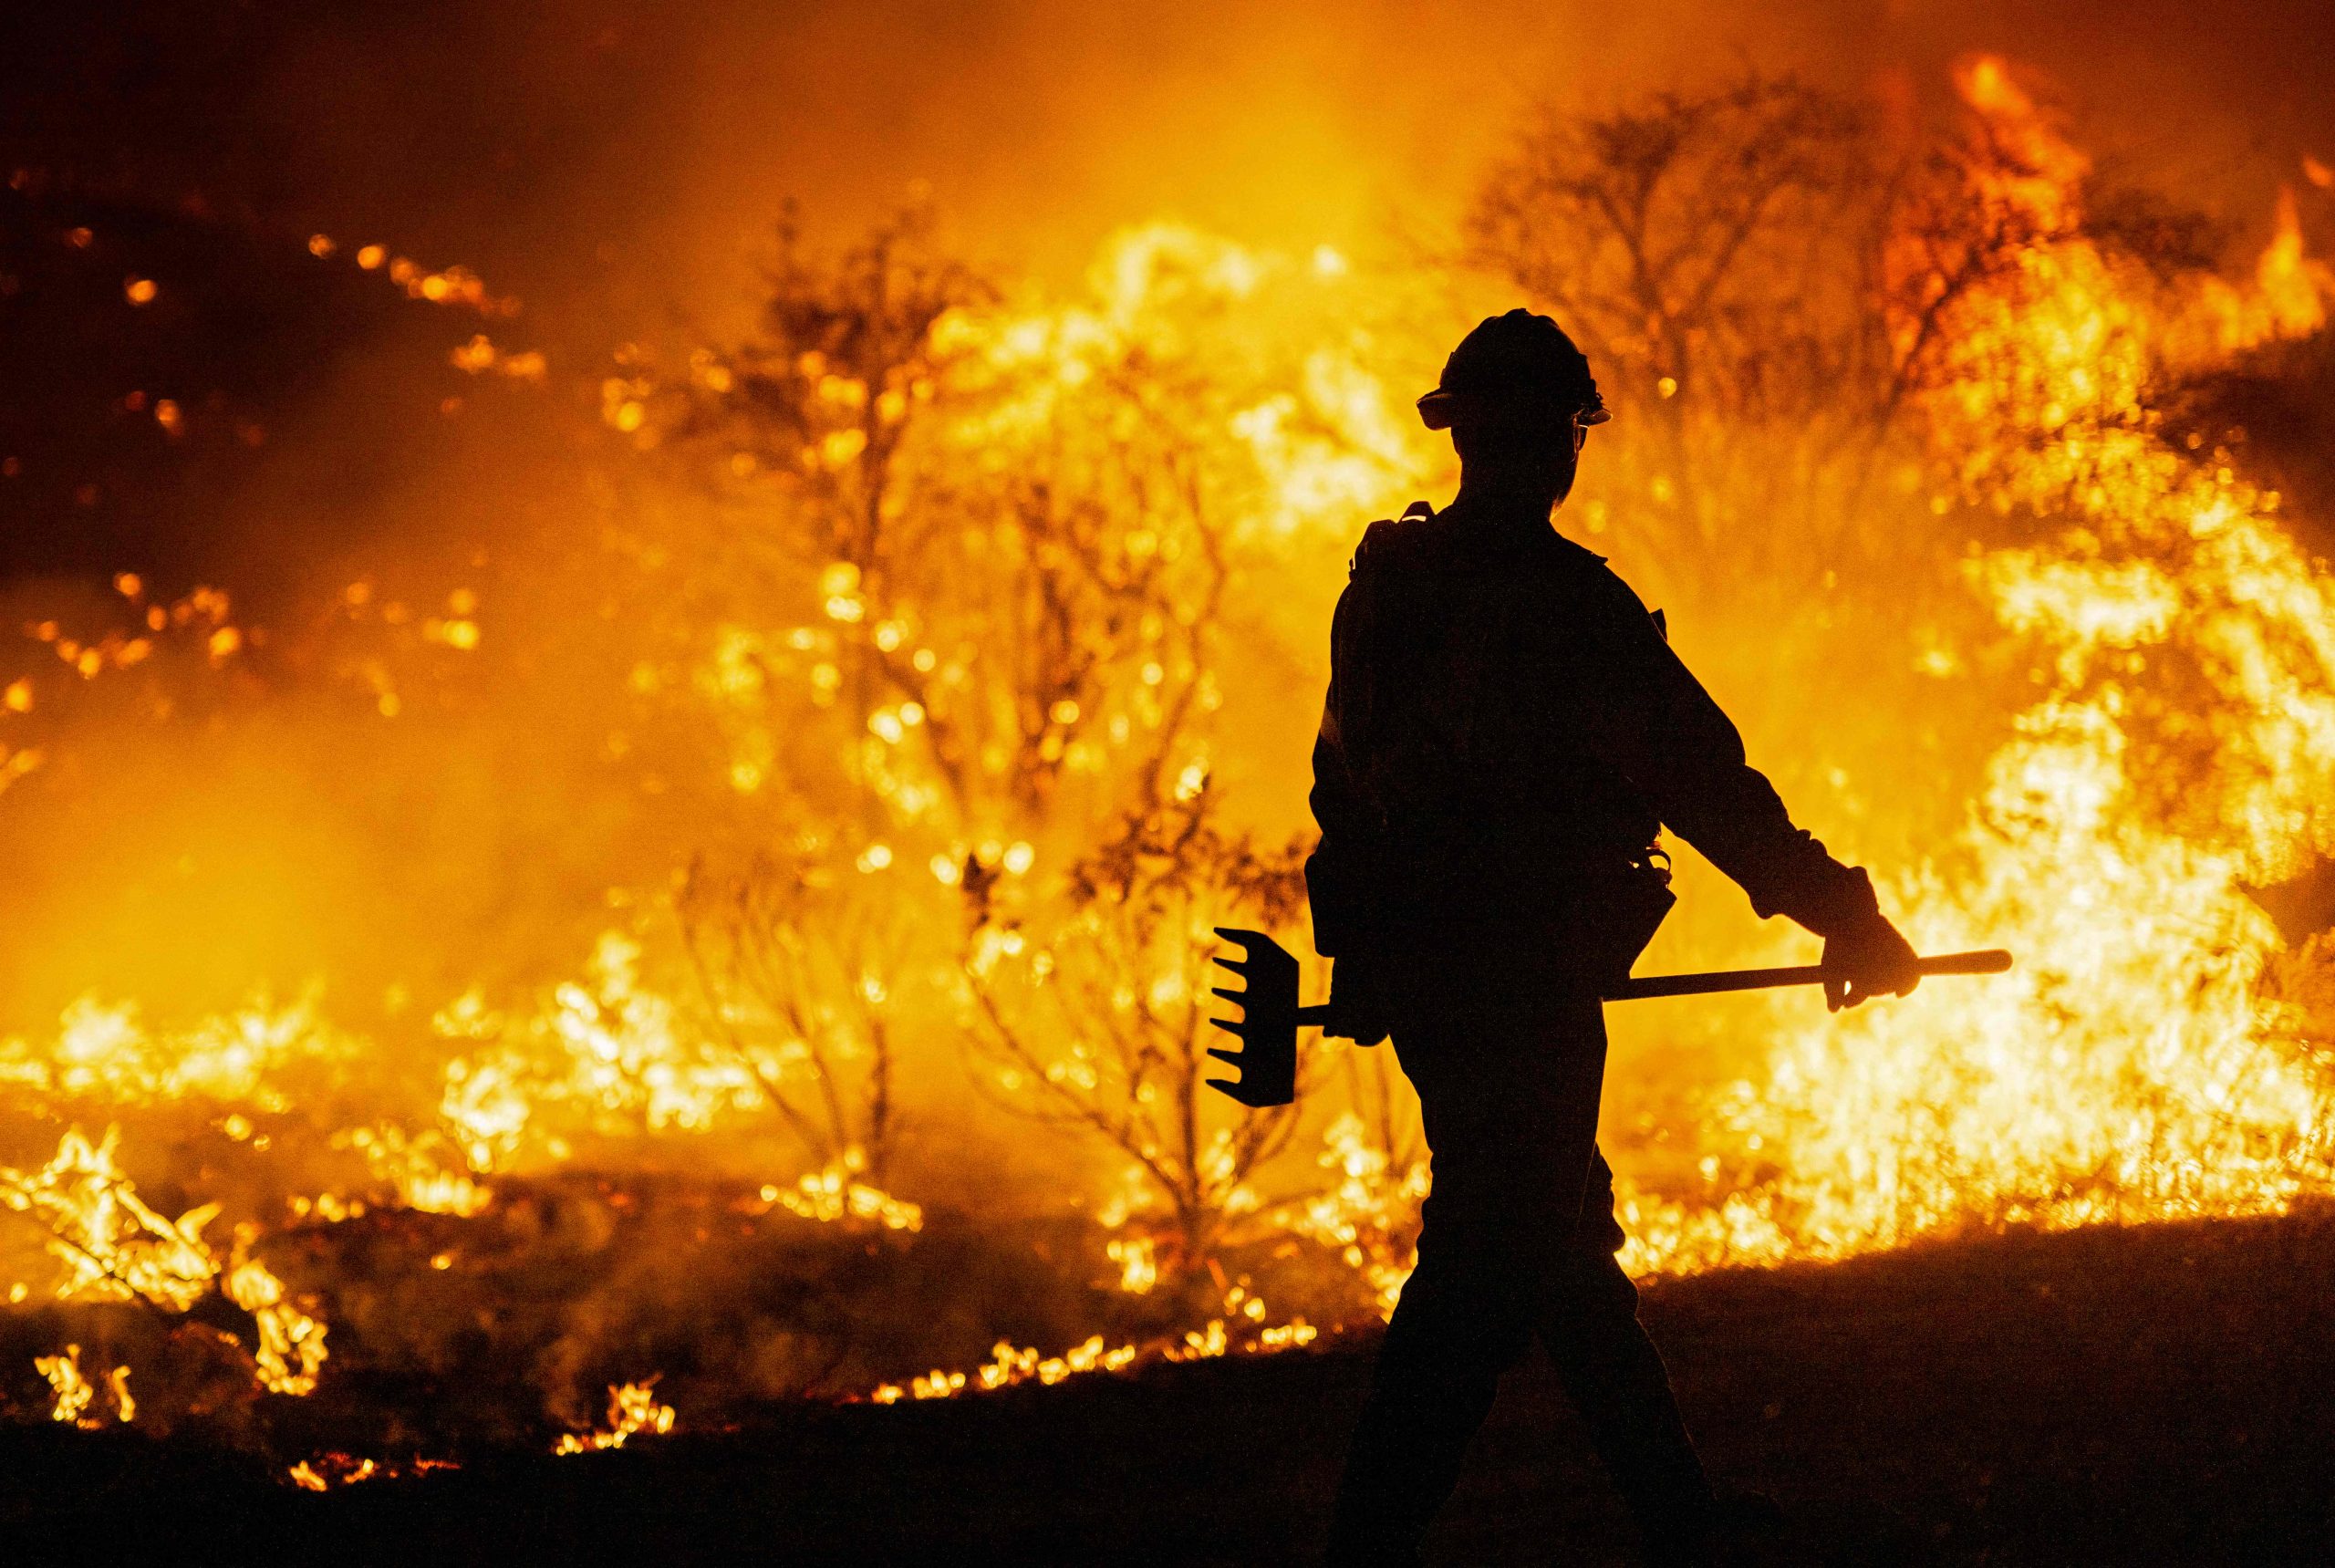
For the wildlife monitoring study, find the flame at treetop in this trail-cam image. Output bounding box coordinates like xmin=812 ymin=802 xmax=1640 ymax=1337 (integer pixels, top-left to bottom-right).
xmin=0 ymin=56 xmax=2331 ymax=1465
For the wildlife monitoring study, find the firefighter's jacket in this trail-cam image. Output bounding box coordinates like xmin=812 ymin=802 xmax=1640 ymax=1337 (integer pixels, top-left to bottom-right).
xmin=1305 ymin=496 xmax=1880 ymax=959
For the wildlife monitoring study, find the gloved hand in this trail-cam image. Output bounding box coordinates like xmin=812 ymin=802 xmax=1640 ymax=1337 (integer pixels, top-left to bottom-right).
xmin=1821 ymin=912 xmax=1922 ymax=1012
xmin=1323 ymin=953 xmax=1394 ymax=1046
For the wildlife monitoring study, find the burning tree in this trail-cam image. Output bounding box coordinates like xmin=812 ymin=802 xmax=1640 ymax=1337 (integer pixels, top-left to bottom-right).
xmin=1467 ymin=81 xmax=1880 ymax=437
xmin=628 ymin=213 xmax=1402 ymax=1272
xmin=595 ymin=205 xmax=985 ymax=1191
xmin=1461 ymin=71 xmax=2236 ymax=605
xmin=658 ymin=206 xmax=1266 ymax=832
xmin=1463 ymin=78 xmax=1894 ymax=590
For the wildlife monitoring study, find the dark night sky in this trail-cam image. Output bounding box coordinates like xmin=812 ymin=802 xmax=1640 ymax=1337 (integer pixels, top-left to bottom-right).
xmin=6 ymin=1 xmax=2331 ymax=311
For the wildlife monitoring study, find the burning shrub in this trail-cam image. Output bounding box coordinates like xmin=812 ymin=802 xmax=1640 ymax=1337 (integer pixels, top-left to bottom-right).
xmin=962 ymin=781 xmax=1313 ymax=1290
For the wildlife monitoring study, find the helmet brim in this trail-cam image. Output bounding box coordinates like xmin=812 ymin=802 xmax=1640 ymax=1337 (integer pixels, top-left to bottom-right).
xmin=1416 ymin=389 xmax=1611 ymax=432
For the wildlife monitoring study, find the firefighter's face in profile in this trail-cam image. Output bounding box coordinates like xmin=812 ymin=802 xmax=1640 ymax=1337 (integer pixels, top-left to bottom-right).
xmin=1453 ymin=399 xmax=1586 ymax=506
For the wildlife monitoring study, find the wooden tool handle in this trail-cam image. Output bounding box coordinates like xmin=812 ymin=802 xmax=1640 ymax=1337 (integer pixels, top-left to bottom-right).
xmin=1603 ymin=949 xmax=2012 ymax=1002
xmin=1288 ymin=950 xmax=2008 ymax=1020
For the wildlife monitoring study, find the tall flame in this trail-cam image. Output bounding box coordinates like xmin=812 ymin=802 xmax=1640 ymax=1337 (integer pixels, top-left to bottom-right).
xmin=1617 ymin=57 xmax=2335 ymax=1275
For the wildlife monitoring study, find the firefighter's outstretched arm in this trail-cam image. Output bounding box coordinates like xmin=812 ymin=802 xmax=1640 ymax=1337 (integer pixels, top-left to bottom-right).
xmin=1567 ymin=575 xmax=1922 ymax=1011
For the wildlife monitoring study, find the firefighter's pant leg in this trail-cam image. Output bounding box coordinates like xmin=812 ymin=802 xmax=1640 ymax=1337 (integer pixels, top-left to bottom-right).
xmin=1324 ymin=976 xmax=1711 ymax=1563
xmin=1543 ymin=1151 xmax=1716 ymax=1551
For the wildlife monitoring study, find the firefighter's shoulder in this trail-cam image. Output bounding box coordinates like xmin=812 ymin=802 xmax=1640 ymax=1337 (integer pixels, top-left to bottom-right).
xmin=1522 ymin=525 xmax=1624 ymax=593
xmin=1347 ymin=500 xmax=1438 ymax=578
xmin=1532 ymin=530 xmax=1665 ymax=632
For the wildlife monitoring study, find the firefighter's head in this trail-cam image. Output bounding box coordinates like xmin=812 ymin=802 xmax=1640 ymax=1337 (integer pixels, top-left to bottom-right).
xmin=1417 ymin=309 xmax=1607 ymax=505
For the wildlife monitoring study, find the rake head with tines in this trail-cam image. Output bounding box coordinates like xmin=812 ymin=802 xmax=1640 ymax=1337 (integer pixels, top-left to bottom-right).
xmin=1206 ymin=926 xmax=1323 ymax=1108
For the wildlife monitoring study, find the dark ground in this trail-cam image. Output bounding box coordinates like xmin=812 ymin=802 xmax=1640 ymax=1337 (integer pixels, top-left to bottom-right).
xmin=6 ymin=1209 xmax=2333 ymax=1566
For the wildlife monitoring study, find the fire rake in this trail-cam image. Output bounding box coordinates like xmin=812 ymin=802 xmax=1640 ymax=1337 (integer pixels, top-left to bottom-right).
xmin=1204 ymin=928 xmax=2013 ymax=1107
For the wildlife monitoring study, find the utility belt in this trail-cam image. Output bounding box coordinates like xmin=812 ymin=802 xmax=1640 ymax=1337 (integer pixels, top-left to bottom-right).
xmin=1377 ymin=827 xmax=1676 ymax=994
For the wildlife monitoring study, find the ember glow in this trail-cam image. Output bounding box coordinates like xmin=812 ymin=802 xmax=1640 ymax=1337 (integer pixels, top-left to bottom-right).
xmin=2 ymin=30 xmax=2332 ymax=1482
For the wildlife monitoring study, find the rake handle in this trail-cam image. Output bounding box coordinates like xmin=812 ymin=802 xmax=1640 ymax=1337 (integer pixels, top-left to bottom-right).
xmin=1605 ymin=948 xmax=2010 ymax=1001
xmin=1286 ymin=949 xmax=2011 ymax=1020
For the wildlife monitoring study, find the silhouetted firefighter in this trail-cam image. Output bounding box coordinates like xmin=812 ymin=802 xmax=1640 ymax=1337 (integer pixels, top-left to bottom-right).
xmin=1310 ymin=312 xmax=1924 ymax=1566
